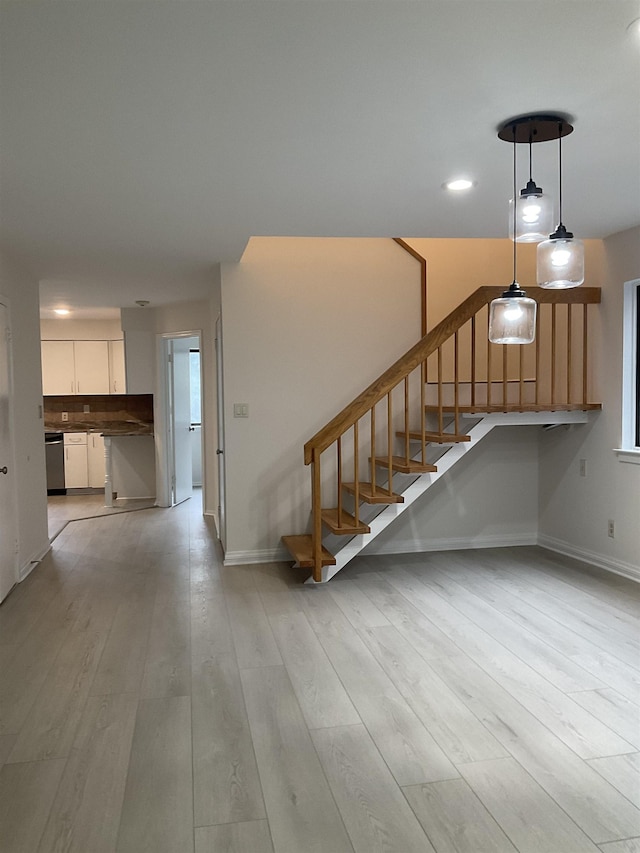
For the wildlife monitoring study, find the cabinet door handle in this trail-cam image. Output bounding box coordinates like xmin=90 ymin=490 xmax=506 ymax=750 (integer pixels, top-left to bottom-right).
xmin=0 ymin=466 xmax=7 ymax=475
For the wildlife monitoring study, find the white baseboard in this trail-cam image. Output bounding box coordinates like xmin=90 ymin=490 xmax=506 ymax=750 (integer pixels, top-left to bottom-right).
xmin=365 ymin=532 xmax=538 ymax=557
xmin=537 ymin=534 xmax=640 ymax=583
xmin=537 ymin=534 xmax=640 ymax=581
xmin=18 ymin=540 xmax=52 ymax=582
xmin=223 ymin=547 xmax=288 ymax=566
xmin=223 ymin=534 xmax=539 ymax=567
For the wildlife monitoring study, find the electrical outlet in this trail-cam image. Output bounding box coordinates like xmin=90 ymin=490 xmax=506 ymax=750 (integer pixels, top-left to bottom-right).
xmin=608 ymin=519 xmax=615 ymax=538
xmin=83 ymin=404 xmax=90 ymax=413
xmin=61 ymin=411 xmax=69 ymax=422
xmin=579 ymin=459 xmax=587 ymax=477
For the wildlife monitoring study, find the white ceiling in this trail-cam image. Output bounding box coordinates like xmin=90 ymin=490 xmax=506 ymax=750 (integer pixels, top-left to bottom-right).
xmin=1 ymin=1 xmax=639 ymax=318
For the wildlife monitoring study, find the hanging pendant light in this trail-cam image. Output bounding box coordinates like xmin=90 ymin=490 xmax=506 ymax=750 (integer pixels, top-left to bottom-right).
xmin=489 ymin=126 xmax=537 ymax=344
xmin=509 ymin=135 xmax=554 ymax=242
xmin=537 ymin=122 xmax=584 ymax=288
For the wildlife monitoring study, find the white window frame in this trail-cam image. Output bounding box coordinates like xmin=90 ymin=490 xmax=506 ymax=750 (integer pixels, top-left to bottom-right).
xmin=615 ymin=278 xmax=640 ymax=464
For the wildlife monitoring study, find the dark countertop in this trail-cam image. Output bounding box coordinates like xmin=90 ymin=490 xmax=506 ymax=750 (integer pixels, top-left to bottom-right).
xmin=44 ymin=420 xmax=154 ymax=437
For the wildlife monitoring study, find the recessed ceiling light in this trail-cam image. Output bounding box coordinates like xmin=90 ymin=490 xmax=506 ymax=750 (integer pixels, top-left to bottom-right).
xmin=444 ymin=178 xmax=475 ymax=192
xmin=627 ymin=17 xmax=640 ymax=37
xmin=53 ymin=308 xmax=70 ymax=316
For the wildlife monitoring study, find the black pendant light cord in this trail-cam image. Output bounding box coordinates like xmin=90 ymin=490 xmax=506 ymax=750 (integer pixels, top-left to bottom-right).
xmin=558 ymin=122 xmax=563 ymax=227
xmin=512 ymin=127 xmax=518 ymax=288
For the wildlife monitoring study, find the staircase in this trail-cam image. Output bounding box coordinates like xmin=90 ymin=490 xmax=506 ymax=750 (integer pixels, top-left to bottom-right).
xmin=282 ymin=284 xmax=601 ymax=583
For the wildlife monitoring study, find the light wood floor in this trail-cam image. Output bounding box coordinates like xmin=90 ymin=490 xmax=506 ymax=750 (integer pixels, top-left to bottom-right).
xmin=47 ymin=492 xmax=157 ymax=540
xmin=1 ymin=499 xmax=639 ymax=853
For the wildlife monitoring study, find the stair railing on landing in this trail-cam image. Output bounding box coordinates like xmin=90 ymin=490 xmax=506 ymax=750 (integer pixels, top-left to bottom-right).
xmin=301 ymin=286 xmax=601 ymax=581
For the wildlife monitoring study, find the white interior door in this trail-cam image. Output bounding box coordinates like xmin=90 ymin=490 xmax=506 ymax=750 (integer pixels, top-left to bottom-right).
xmin=170 ymin=336 xmax=193 ymax=505
xmin=0 ymin=301 xmax=16 ymax=603
xmin=215 ymin=315 xmax=226 ymax=547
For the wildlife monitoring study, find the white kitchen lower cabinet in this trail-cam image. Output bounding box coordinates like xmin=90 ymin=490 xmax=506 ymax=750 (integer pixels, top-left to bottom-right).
xmin=87 ymin=433 xmax=106 ymax=488
xmin=64 ymin=443 xmax=88 ymax=488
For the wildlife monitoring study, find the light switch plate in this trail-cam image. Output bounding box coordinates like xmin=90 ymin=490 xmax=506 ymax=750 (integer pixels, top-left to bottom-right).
xmin=233 ymin=403 xmax=249 ymax=418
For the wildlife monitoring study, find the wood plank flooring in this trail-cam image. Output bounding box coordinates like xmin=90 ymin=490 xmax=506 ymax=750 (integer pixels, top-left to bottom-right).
xmin=1 ymin=498 xmax=639 ymax=852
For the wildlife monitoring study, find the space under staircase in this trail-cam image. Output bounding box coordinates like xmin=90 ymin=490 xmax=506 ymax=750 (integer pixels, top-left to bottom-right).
xmin=282 ymin=284 xmax=601 ymax=583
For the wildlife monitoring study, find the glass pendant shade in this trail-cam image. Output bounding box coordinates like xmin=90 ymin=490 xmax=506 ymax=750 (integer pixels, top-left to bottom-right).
xmin=537 ymin=226 xmax=584 ymax=288
xmin=488 ymin=286 xmax=537 ymax=344
xmin=509 ymin=180 xmax=554 ymax=243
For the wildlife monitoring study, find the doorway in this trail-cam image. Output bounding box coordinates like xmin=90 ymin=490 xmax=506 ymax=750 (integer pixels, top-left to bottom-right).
xmin=0 ymin=298 xmax=17 ymax=603
xmin=160 ymin=332 xmax=203 ymax=509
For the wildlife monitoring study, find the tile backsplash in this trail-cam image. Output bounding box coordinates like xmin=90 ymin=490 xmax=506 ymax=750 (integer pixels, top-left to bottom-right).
xmin=44 ymin=394 xmax=153 ymax=428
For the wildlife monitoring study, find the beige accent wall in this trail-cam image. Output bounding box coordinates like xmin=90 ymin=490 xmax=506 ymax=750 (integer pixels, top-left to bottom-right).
xmin=221 ymin=236 xmax=605 ymax=561
xmin=538 ymin=225 xmax=640 ymax=576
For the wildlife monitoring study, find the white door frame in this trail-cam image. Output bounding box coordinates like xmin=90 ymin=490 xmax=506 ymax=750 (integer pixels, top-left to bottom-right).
xmin=215 ymin=314 xmax=226 ymax=548
xmin=0 ymin=295 xmax=18 ymax=602
xmin=156 ymin=330 xmax=204 ymax=508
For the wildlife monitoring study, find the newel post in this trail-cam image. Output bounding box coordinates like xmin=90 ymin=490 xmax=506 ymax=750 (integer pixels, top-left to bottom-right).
xmin=311 ymin=448 xmax=323 ymax=582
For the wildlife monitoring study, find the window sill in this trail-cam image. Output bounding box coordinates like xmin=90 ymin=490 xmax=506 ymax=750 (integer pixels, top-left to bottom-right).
xmin=614 ymin=448 xmax=640 ymax=465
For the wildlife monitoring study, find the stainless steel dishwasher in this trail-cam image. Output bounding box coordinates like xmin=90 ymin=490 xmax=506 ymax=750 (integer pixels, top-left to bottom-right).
xmin=45 ymin=432 xmax=66 ymax=495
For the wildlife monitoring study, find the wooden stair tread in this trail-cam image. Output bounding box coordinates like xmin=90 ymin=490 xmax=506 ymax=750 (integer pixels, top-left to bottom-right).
xmin=396 ymin=431 xmax=471 ymax=444
xmin=371 ymin=456 xmax=437 ymax=474
xmin=342 ymin=482 xmax=404 ymax=504
xmin=321 ymin=508 xmax=370 ymax=535
xmin=424 ymin=403 xmax=602 ymax=414
xmin=281 ymin=535 xmax=336 ymax=567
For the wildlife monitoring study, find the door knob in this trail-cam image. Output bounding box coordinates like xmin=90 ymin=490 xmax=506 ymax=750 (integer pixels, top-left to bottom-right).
xmin=0 ymin=466 xmax=7 ymax=475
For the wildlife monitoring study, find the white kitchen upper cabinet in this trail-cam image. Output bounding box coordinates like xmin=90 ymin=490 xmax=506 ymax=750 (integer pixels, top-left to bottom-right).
xmin=74 ymin=341 xmax=110 ymax=394
xmin=41 ymin=340 xmax=76 ymax=395
xmin=87 ymin=433 xmax=106 ymax=488
xmin=41 ymin=340 xmax=111 ymax=395
xmin=108 ymin=339 xmax=126 ymax=394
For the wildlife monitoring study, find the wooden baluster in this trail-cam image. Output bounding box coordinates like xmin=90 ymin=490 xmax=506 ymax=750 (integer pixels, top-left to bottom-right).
xmin=567 ymin=303 xmax=573 ymax=405
xmin=420 ymin=359 xmax=426 ymax=464
xmin=437 ymin=346 xmax=443 ymax=435
xmin=336 ymin=437 xmax=342 ymax=528
xmin=502 ymin=344 xmax=508 ymax=411
xmin=353 ymin=422 xmax=360 ymax=525
xmin=370 ymin=404 xmax=376 ymax=494
xmin=487 ymin=310 xmax=493 ymax=409
xmin=535 ymin=306 xmax=541 ymax=406
xmin=312 ymin=448 xmax=322 ymax=582
xmin=471 ymin=315 xmax=476 ymax=409
xmin=387 ymin=392 xmax=393 ymax=495
xmin=582 ymin=303 xmax=588 ymax=405
xmin=454 ymin=331 xmax=460 ymax=435
xmin=404 ymin=376 xmax=410 ymax=463
xmin=551 ymin=304 xmax=557 ymax=405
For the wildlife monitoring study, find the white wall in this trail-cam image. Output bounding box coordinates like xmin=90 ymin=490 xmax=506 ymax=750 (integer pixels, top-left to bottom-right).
xmin=120 ymin=277 xmax=221 ymax=518
xmin=40 ymin=318 xmax=123 ymax=340
xmin=111 ymin=435 xmax=156 ymax=499
xmin=365 ymin=426 xmax=539 ymax=555
xmin=220 ymin=237 xmax=423 ymax=561
xmin=0 ymin=252 xmax=49 ymax=577
xmin=121 ymin=308 xmax=155 ymax=394
xmin=538 ymin=226 xmax=640 ymax=578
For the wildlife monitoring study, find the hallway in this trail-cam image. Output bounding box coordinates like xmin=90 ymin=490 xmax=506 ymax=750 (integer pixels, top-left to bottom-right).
xmin=0 ymin=499 xmax=639 ymax=852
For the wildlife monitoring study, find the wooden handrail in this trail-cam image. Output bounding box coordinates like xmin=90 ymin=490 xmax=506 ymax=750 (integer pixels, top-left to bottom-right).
xmin=393 ymin=238 xmax=428 ymax=336
xmin=304 ymin=286 xmax=600 ymax=464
